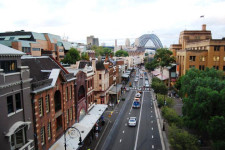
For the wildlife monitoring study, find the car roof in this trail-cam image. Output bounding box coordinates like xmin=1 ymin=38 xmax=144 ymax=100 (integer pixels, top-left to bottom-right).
xmin=129 ymin=117 xmax=136 ymax=119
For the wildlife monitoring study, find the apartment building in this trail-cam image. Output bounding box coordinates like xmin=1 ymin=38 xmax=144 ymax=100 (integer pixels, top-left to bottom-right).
xmin=0 ymin=44 xmax=34 ymax=150
xmin=0 ymin=30 xmax=73 ymax=61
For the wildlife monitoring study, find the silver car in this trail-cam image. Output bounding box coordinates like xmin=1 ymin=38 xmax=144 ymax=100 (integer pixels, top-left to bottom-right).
xmin=128 ymin=117 xmax=137 ymax=126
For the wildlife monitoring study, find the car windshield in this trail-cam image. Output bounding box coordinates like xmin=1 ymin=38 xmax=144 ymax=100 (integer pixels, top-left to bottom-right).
xmin=129 ymin=119 xmax=135 ymax=122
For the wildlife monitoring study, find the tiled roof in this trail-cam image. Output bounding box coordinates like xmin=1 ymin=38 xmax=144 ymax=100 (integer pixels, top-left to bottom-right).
xmin=0 ymin=44 xmax=25 ymax=55
xmin=79 ymin=60 xmax=92 ymax=69
xmin=62 ymin=41 xmax=73 ymax=50
xmin=96 ymin=61 xmax=105 ymax=70
xmin=47 ymin=33 xmax=62 ymax=43
xmin=32 ymin=32 xmax=46 ymax=40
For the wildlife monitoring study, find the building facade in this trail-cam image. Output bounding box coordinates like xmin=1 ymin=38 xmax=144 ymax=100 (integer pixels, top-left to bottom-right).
xmin=21 ymin=56 xmax=76 ymax=150
xmin=170 ymin=24 xmax=225 ymax=76
xmin=0 ymin=44 xmax=34 ymax=150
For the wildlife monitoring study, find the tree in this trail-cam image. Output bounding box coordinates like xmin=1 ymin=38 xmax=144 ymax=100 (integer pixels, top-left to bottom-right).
xmin=61 ymin=48 xmax=80 ymax=64
xmin=115 ymin=50 xmax=129 ymax=57
xmin=81 ymin=52 xmax=89 ymax=60
xmin=180 ymin=68 xmax=225 ymax=140
xmin=152 ymin=48 xmax=175 ymax=78
xmin=91 ymin=46 xmax=113 ymax=56
xmin=169 ymin=125 xmax=199 ymax=150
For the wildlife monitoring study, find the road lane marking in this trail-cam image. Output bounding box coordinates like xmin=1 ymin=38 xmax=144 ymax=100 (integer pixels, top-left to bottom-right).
xmin=151 ymin=115 xmax=153 ymax=117
xmin=134 ymin=92 xmax=145 ymax=150
xmin=123 ymin=130 xmax=125 ymax=133
xmin=152 ymin=135 xmax=154 ymax=138
xmin=151 ymin=121 xmax=153 ymax=123
xmin=125 ymin=123 xmax=127 ymax=126
xmin=120 ymin=139 xmax=122 ymax=143
xmin=151 ymin=111 xmax=152 ymax=113
xmin=152 ymin=127 xmax=153 ymax=130
xmin=152 ymin=145 xmax=154 ymax=149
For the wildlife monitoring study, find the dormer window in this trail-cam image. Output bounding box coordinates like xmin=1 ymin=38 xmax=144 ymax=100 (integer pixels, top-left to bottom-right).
xmin=0 ymin=60 xmax=17 ymax=73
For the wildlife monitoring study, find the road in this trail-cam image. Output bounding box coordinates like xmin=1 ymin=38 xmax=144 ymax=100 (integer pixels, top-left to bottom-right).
xmin=101 ymin=69 xmax=162 ymax=150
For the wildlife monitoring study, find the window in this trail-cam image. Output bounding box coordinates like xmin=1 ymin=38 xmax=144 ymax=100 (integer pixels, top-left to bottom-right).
xmin=45 ymin=95 xmax=50 ymax=113
xmin=66 ymin=109 xmax=69 ymax=124
xmin=200 ymin=56 xmax=206 ymax=62
xmin=66 ymin=87 xmax=68 ymax=101
xmin=40 ymin=126 xmax=45 ymax=145
xmin=15 ymin=93 xmax=21 ymax=110
xmin=189 ymin=56 xmax=196 ymax=61
xmin=32 ymin=48 xmax=40 ymax=51
xmin=22 ymin=47 xmax=31 ymax=54
xmin=214 ymin=46 xmax=220 ymax=51
xmin=7 ymin=96 xmax=14 ymax=114
xmin=47 ymin=122 xmax=51 ymax=140
xmin=59 ymin=49 xmax=64 ymax=52
xmin=90 ymin=79 xmax=92 ymax=87
xmin=56 ymin=116 xmax=62 ymax=130
xmin=99 ymin=74 xmax=101 ymax=80
xmin=213 ymin=66 xmax=219 ymax=70
xmin=223 ymin=66 xmax=225 ymax=71
xmin=38 ymin=98 xmax=43 ymax=117
xmin=70 ymin=107 xmax=73 ymax=121
xmin=70 ymin=85 xmax=72 ymax=100
xmin=213 ymin=56 xmax=220 ymax=61
xmin=0 ymin=60 xmax=17 ymax=73
xmin=199 ymin=65 xmax=205 ymax=70
xmin=10 ymin=128 xmax=26 ymax=149
xmin=223 ymin=57 xmax=225 ymax=61
xmin=9 ymin=37 xmax=15 ymax=40
xmin=99 ymin=84 xmax=102 ymax=90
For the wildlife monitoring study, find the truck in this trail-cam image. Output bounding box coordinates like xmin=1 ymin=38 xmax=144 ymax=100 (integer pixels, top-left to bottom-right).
xmin=132 ymin=100 xmax=141 ymax=108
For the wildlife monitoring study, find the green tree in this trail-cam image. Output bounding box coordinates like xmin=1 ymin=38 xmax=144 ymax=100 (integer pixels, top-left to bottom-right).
xmin=180 ymin=68 xmax=225 ymax=136
xmin=162 ymin=106 xmax=182 ymax=127
xmin=169 ymin=125 xmax=199 ymax=150
xmin=81 ymin=52 xmax=89 ymax=60
xmin=152 ymin=48 xmax=175 ymax=78
xmin=91 ymin=46 xmax=113 ymax=56
xmin=61 ymin=48 xmax=80 ymax=64
xmin=115 ymin=50 xmax=129 ymax=57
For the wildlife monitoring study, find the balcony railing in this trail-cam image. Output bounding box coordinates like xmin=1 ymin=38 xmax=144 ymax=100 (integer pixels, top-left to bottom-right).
xmin=19 ymin=139 xmax=34 ymax=150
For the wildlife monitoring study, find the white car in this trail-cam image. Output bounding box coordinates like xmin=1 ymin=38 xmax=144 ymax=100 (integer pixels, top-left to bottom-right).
xmin=135 ymin=78 xmax=138 ymax=82
xmin=135 ymin=93 xmax=141 ymax=98
xmin=128 ymin=117 xmax=137 ymax=126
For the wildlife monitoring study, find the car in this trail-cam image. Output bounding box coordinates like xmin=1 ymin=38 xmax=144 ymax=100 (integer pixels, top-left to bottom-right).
xmin=128 ymin=117 xmax=137 ymax=126
xmin=135 ymin=93 xmax=141 ymax=98
xmin=134 ymin=78 xmax=138 ymax=82
xmin=145 ymin=84 xmax=150 ymax=88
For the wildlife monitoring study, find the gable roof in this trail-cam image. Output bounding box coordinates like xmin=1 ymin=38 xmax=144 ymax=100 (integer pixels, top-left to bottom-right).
xmin=0 ymin=44 xmax=25 ymax=56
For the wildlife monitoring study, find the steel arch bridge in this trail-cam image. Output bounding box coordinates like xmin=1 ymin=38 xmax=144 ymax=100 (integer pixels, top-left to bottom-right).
xmin=138 ymin=34 xmax=163 ymax=50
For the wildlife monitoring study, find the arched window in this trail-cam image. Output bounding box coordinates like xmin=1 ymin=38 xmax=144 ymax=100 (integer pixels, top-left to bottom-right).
xmin=54 ymin=90 xmax=61 ymax=112
xmin=78 ymin=85 xmax=85 ymax=100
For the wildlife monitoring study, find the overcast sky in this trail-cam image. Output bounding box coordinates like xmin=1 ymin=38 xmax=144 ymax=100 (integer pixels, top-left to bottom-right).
xmin=0 ymin=0 xmax=225 ymax=47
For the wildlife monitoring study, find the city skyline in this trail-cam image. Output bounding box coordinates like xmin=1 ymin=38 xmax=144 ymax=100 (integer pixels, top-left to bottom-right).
xmin=0 ymin=0 xmax=225 ymax=47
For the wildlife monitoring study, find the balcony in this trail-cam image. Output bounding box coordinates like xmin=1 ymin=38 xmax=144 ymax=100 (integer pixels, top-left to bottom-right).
xmin=18 ymin=139 xmax=34 ymax=150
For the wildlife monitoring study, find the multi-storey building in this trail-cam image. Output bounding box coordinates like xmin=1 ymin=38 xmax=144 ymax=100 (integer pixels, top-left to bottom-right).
xmin=170 ymin=24 xmax=225 ymax=76
xmin=87 ymin=35 xmax=99 ymax=47
xmin=0 ymin=44 xmax=34 ymax=150
xmin=94 ymin=60 xmax=109 ymax=104
xmin=0 ymin=30 xmax=73 ymax=61
xmin=21 ymin=56 xmax=76 ymax=150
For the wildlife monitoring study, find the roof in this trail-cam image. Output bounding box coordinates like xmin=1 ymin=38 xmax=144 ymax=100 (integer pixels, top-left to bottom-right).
xmin=49 ymin=69 xmax=61 ymax=86
xmin=47 ymin=33 xmax=62 ymax=43
xmin=122 ymin=74 xmax=129 ymax=78
xmin=32 ymin=32 xmax=46 ymax=40
xmin=109 ymin=84 xmax=122 ymax=94
xmin=62 ymin=41 xmax=73 ymax=50
xmin=79 ymin=60 xmax=92 ymax=69
xmin=49 ymin=104 xmax=107 ymax=150
xmin=0 ymin=44 xmax=25 ymax=56
xmin=21 ymin=56 xmax=67 ymax=82
xmin=66 ymin=68 xmax=80 ymax=76
xmin=96 ymin=61 xmax=105 ymax=70
xmin=6 ymin=121 xmax=31 ymax=136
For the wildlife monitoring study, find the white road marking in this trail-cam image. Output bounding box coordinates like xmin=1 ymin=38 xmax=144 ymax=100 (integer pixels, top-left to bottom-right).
xmin=152 ymin=135 xmax=154 ymax=138
xmin=151 ymin=115 xmax=153 ymax=117
xmin=123 ymin=130 xmax=125 ymax=133
xmin=151 ymin=121 xmax=153 ymax=123
xmin=120 ymin=139 xmax=122 ymax=143
xmin=151 ymin=111 xmax=152 ymax=113
xmin=125 ymin=123 xmax=127 ymax=126
xmin=134 ymin=92 xmax=145 ymax=150
xmin=152 ymin=127 xmax=153 ymax=130
xmin=152 ymin=145 xmax=154 ymax=149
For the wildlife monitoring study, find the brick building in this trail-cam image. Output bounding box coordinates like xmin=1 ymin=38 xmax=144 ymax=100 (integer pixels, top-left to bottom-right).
xmin=21 ymin=56 xmax=76 ymax=150
xmin=170 ymin=24 xmax=225 ymax=76
xmin=0 ymin=44 xmax=34 ymax=150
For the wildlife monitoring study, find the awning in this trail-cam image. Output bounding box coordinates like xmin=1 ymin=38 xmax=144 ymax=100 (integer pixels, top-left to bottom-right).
xmin=156 ymin=74 xmax=169 ymax=81
xmin=122 ymin=74 xmax=129 ymax=78
xmin=109 ymin=84 xmax=122 ymax=94
xmin=151 ymin=70 xmax=160 ymax=76
xmin=50 ymin=104 xmax=108 ymax=150
xmin=6 ymin=121 xmax=31 ymax=137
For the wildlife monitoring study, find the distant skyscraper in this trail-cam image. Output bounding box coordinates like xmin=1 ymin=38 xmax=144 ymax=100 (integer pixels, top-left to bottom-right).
xmin=114 ymin=39 xmax=117 ymax=52
xmin=135 ymin=38 xmax=139 ymax=46
xmin=87 ymin=35 xmax=99 ymax=46
xmin=125 ymin=38 xmax=130 ymax=47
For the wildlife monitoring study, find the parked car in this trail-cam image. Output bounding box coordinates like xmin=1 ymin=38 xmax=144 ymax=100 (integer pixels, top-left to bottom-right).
xmin=135 ymin=93 xmax=141 ymax=98
xmin=128 ymin=117 xmax=137 ymax=126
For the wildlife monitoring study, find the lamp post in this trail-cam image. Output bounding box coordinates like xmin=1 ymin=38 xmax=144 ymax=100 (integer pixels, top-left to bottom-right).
xmin=64 ymin=127 xmax=83 ymax=150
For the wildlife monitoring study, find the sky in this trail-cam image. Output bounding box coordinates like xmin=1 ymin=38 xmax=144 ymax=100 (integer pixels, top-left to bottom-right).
xmin=0 ymin=0 xmax=225 ymax=47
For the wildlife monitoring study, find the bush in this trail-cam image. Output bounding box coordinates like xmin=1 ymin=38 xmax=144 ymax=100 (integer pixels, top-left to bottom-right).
xmin=161 ymin=106 xmax=182 ymax=127
xmin=212 ymin=140 xmax=225 ymax=150
xmin=169 ymin=125 xmax=199 ymax=150
xmin=157 ymin=94 xmax=175 ymax=108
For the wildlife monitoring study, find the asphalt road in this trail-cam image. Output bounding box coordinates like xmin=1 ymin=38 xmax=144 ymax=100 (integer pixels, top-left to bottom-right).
xmin=101 ymin=69 xmax=162 ymax=150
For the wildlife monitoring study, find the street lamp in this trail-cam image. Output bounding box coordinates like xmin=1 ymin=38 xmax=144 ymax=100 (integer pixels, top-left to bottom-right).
xmin=64 ymin=127 xmax=83 ymax=150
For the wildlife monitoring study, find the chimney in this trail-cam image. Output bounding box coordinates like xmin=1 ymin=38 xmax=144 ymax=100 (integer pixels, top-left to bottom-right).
xmin=202 ymin=24 xmax=206 ymax=31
